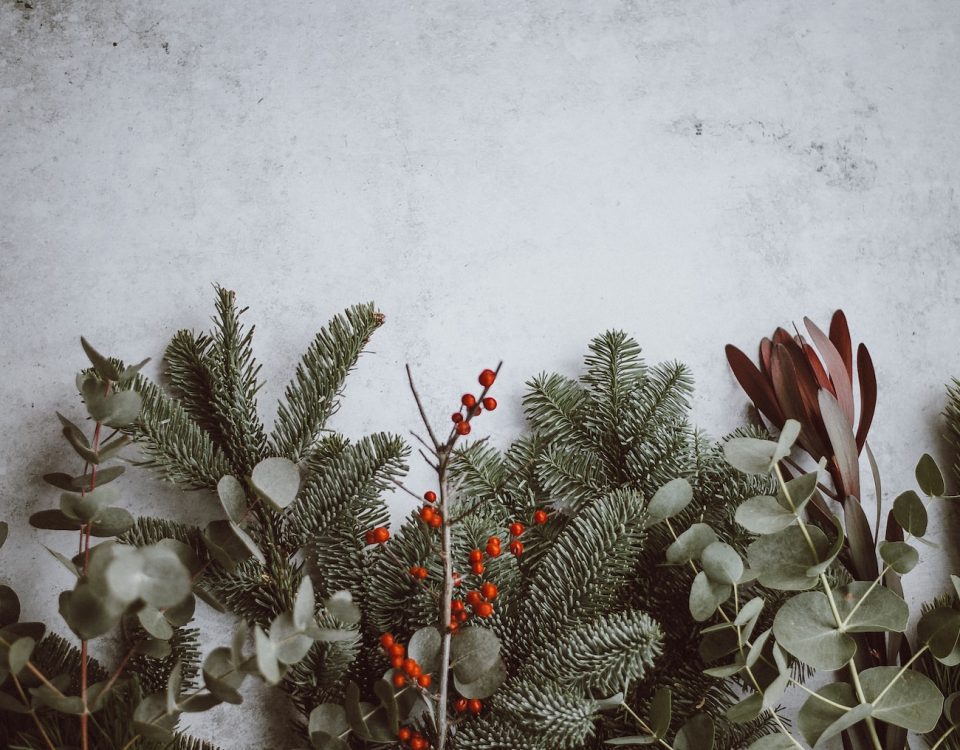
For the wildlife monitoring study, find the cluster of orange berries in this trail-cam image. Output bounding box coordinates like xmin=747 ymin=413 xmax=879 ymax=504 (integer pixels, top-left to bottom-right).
xmin=380 ymin=633 xmax=432 ymax=690
xmin=363 ymin=526 xmax=390 ymax=545
xmin=418 ymin=503 xmax=443 ymax=529
xmin=450 ymin=368 xmax=498 ymax=436
xmin=454 ymin=697 xmax=484 ymax=714
xmin=396 ymin=726 xmax=430 ymax=749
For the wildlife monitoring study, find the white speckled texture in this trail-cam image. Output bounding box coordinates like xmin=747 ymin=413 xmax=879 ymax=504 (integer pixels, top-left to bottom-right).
xmin=2 ymin=1 xmax=959 ymax=747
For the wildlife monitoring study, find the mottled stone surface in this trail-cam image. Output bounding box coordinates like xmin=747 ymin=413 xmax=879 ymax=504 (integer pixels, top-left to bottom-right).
xmin=2 ymin=1 xmax=959 ymax=747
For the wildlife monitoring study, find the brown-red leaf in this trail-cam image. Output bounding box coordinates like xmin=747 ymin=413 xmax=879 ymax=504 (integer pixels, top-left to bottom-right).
xmin=725 ymin=344 xmax=784 ymax=427
xmin=855 ymin=344 xmax=876 ymax=451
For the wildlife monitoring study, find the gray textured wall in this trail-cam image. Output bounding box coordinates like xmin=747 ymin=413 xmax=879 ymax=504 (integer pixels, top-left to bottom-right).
xmin=2 ymin=1 xmax=959 ymax=747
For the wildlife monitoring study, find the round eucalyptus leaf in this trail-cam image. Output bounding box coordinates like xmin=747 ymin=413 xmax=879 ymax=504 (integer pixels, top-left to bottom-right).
xmin=132 ymin=691 xmax=179 ymax=743
xmin=127 ymin=545 xmax=192 ymax=608
xmin=156 ymin=538 xmax=201 ymax=577
xmin=408 ymin=626 xmax=442 ymax=674
xmin=649 ymin=687 xmax=671 ymax=738
xmin=747 ymin=525 xmax=830 ymax=591
xmin=700 ymin=542 xmax=743 ymax=585
xmin=761 ymin=672 xmax=789 ymax=711
xmin=60 ymin=487 xmax=116 ymax=523
xmin=453 ymin=655 xmax=506 ymax=699
xmin=675 ymin=713 xmax=714 ymax=750
xmin=0 ymin=690 xmax=31 ymax=714
xmin=893 ymin=490 xmax=928 ymax=537
xmin=805 ymin=513 xmax=844 ymax=578
xmin=309 ymin=703 xmax=349 ymax=738
xmin=666 ymin=523 xmax=717 ymax=564
xmin=0 ymin=585 xmax=21 ymax=627
xmin=137 ymin=605 xmax=174 ymax=640
xmin=178 ymin=692 xmax=222 ymax=713
xmin=90 ymin=506 xmax=135 ymax=537
xmin=204 ymin=520 xmax=264 ymax=569
xmin=325 ymin=591 xmax=361 ymax=625
xmin=722 ymin=437 xmax=778 ymax=475
xmin=217 ymin=475 xmax=248 ymax=523
xmin=726 ymin=692 xmax=763 ymax=724
xmin=776 ymin=470 xmax=820 ymax=512
xmin=7 ymin=637 xmax=35 ymax=675
xmin=450 ymin=627 xmax=501 ymax=683
xmin=29 ymin=509 xmax=82 ymax=531
xmin=70 ymin=465 xmax=126 ymax=491
xmin=817 ymin=703 xmax=874 ymax=746
xmin=735 ymin=597 xmax=764 ymax=628
xmin=944 ymin=691 xmax=960 ymax=726
xmin=647 ymin=479 xmax=693 ymax=520
xmin=772 ymin=592 xmax=854 ymax=670
xmin=92 ymin=390 xmax=143 ymax=428
xmin=271 ymin=612 xmax=314 ymax=664
xmin=879 ymin=541 xmax=919 ymax=574
xmin=251 ymin=457 xmax=301 ymax=511
xmin=59 ymin=585 xmax=124 ymax=640
xmin=293 ymin=575 xmax=315 ymax=631
xmin=797 ymin=682 xmax=856 ymax=746
xmin=373 ymin=678 xmax=399 ymax=734
xmin=29 ymin=683 xmax=85 ymax=715
xmin=309 ymin=704 xmax=351 ymax=750
xmin=163 ymin=593 xmax=196 ymax=628
xmin=735 ymin=496 xmax=796 ymax=535
xmin=916 ymin=453 xmax=945 ymax=497
xmin=835 ymin=581 xmax=909 ymax=634
xmin=255 ymin=625 xmax=282 ymax=684
xmin=689 ymin=571 xmax=731 ymax=622
xmin=860 ymin=666 xmax=943 ymax=731
xmin=203 ymin=646 xmax=244 ymax=696
xmin=918 ymin=607 xmax=960 ymax=665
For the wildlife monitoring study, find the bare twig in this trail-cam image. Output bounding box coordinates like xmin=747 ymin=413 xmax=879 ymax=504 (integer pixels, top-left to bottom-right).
xmin=406 ymin=365 xmax=441 ymax=450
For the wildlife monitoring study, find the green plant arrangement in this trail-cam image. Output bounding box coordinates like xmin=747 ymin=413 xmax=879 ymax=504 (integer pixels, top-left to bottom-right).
xmin=4 ymin=295 xmax=960 ymax=750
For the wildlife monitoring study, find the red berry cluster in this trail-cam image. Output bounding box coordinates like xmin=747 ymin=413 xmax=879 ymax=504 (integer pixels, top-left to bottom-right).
xmin=454 ymin=697 xmax=483 ymax=715
xmin=409 ymin=565 xmax=428 ymax=580
xmin=419 ymin=505 xmax=443 ymax=529
xmin=379 ymin=633 xmax=432 ymax=689
xmin=451 ymin=369 xmax=498 ymax=436
xmin=364 ymin=526 xmax=390 ymax=545
xmin=397 ymin=726 xmax=429 ymax=749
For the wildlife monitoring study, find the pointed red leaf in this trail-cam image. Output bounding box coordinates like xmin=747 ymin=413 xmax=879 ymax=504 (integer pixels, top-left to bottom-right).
xmin=770 ymin=344 xmax=828 ymax=459
xmin=855 ymin=344 xmax=876 ymax=451
xmin=759 ymin=338 xmax=773 ymax=378
xmin=844 ymin=495 xmax=879 ymax=580
xmin=773 ymin=327 xmax=792 ymax=347
xmin=829 ymin=310 xmax=854 ymax=382
xmin=803 ymin=343 xmax=833 ymax=393
xmin=725 ymin=344 xmax=784 ymax=427
xmin=818 ymin=389 xmax=861 ymax=502
xmin=804 ymin=316 xmax=855 ymax=427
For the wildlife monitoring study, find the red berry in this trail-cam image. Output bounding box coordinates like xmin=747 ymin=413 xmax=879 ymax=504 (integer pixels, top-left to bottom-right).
xmin=365 ymin=530 xmax=376 ymax=545
xmin=373 ymin=527 xmax=390 ymax=544
xmin=455 ymin=421 xmax=471 ymax=436
xmin=475 ymin=601 xmax=493 ymax=618
xmin=482 ymin=397 xmax=497 ymax=411
xmin=392 ymin=672 xmax=406 ymax=688
xmin=509 ymin=522 xmax=524 ymax=537
xmin=481 ymin=582 xmax=498 ymax=600
xmin=398 ymin=727 xmax=412 ymax=742
xmin=456 ymin=609 xmax=468 ymax=622
xmin=468 ymin=698 xmax=483 ymax=714
xmin=472 ymin=405 xmax=482 ymax=416
xmin=534 ymin=509 xmax=549 ymax=525
xmin=466 ymin=590 xmax=483 ymax=608
xmin=403 ymin=658 xmax=421 ymax=677
xmin=510 ymin=540 xmax=524 ymax=557
xmin=455 ymin=698 xmax=468 ymax=713
xmin=448 ymin=619 xmax=459 ymax=632
xmin=471 ymin=561 xmax=485 ymax=575
xmin=411 ymin=736 xmax=428 ymax=750
xmin=452 ymin=412 xmax=464 ymax=423
xmin=380 ymin=633 xmax=395 ymax=649
xmin=469 ymin=549 xmax=483 ymax=564
xmin=451 ymin=599 xmax=465 ymax=613
xmin=417 ymin=673 xmax=432 ymax=688
xmin=389 ymin=643 xmax=405 ymax=658
xmin=461 ymin=393 xmax=477 ymax=408
xmin=485 ymin=537 xmax=501 ymax=557
xmin=420 ymin=506 xmax=436 ymax=523
xmin=428 ymin=513 xmax=442 ymax=528
xmin=424 ymin=490 xmax=437 ymax=503
xmin=453 ymin=572 xmax=462 ymax=587
xmin=479 ymin=369 xmax=496 ymax=387
xmin=391 ymin=655 xmax=404 ymax=669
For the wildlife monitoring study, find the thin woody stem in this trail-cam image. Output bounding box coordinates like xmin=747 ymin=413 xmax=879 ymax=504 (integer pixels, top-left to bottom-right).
xmin=406 ymin=365 xmax=442 ymax=450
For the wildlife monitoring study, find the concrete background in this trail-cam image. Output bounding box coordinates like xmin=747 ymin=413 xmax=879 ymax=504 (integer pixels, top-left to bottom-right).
xmin=2 ymin=1 xmax=960 ymax=747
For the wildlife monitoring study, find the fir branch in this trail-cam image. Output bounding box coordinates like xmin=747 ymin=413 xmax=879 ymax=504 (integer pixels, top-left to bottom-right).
xmin=493 ymin=679 xmax=599 ymax=749
xmin=271 ymin=302 xmax=385 ymax=461
xmin=946 ymin=379 xmax=960 ymax=486
xmin=163 ymin=329 xmax=220 ymax=438
xmin=522 ymin=372 xmax=596 ymax=451
xmin=207 ymin=285 xmax=268 ymax=475
xmin=128 ymin=374 xmax=231 ymax=490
